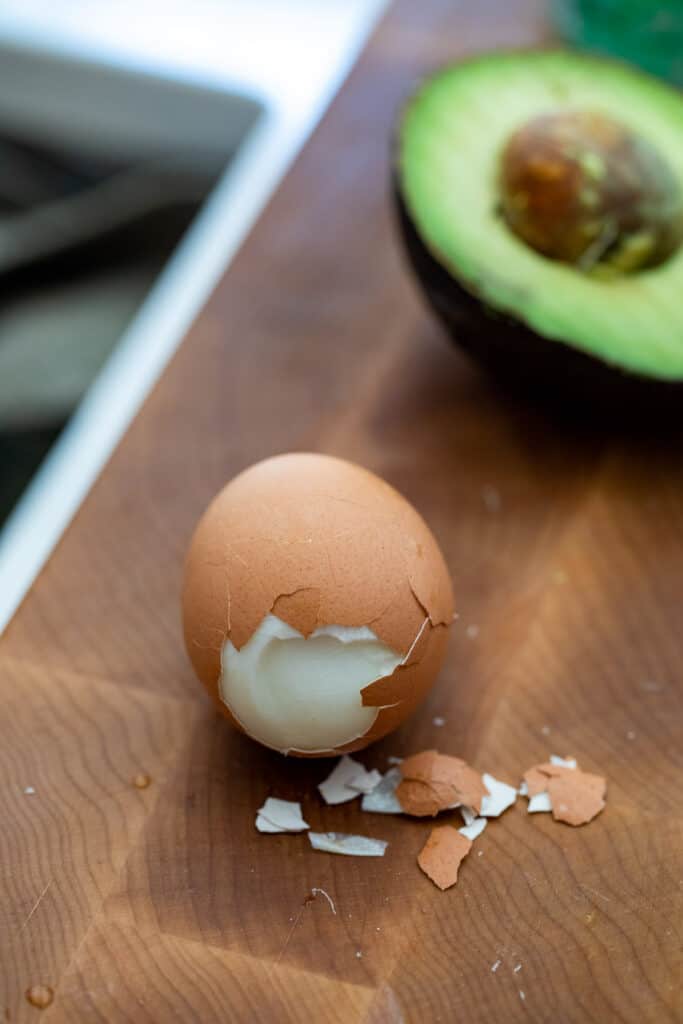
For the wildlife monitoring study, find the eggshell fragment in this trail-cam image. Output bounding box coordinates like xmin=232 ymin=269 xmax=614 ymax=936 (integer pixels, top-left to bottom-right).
xmin=459 ymin=817 xmax=487 ymax=841
xmin=318 ymin=756 xmax=367 ymax=805
xmin=256 ymin=797 xmax=309 ymax=833
xmin=418 ymin=827 xmax=472 ymax=890
xmin=361 ymin=767 xmax=403 ymax=814
xmin=396 ymin=779 xmax=453 ymax=817
xmin=308 ymin=832 xmax=388 ymax=857
xmin=182 ymin=454 xmax=455 ymax=756
xmin=397 ymin=750 xmax=488 ymax=816
xmin=528 ymin=792 xmax=553 ymax=813
xmin=548 ymin=771 xmax=606 ymax=826
xmin=479 ymin=774 xmax=517 ymax=818
xmin=549 ymin=755 xmax=577 ymax=769
xmin=522 ymin=756 xmax=606 ymax=825
xmin=348 ymin=769 xmax=383 ymax=794
xmin=523 ymin=758 xmax=577 ymax=797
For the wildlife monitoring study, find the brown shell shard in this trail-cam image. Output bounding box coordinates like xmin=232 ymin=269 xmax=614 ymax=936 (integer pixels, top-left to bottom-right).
xmin=450 ymin=763 xmax=488 ymax=814
xmin=396 ymin=778 xmax=456 ymax=817
xmin=523 ymin=766 xmax=551 ymax=797
xmin=399 ymin=750 xmax=488 ymax=815
xmin=361 ymin=663 xmax=415 ymax=708
xmin=548 ymin=771 xmax=606 ymax=826
xmin=400 ymin=750 xmax=442 ymax=780
xmin=418 ymin=827 xmax=472 ymax=890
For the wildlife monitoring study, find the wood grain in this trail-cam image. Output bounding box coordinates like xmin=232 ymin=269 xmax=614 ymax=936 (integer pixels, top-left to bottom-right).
xmin=2 ymin=0 xmax=683 ymax=1020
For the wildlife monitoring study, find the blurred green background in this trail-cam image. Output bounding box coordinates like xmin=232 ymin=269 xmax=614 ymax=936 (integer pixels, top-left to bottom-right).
xmin=553 ymin=0 xmax=683 ymax=84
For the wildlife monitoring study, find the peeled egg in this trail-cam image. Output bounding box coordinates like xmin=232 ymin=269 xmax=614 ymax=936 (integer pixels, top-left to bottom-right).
xmin=182 ymin=453 xmax=454 ymax=756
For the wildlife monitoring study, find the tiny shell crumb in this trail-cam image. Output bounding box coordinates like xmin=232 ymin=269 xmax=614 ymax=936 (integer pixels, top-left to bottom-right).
xmin=417 ymin=826 xmax=472 ymax=890
xmin=460 ymin=805 xmax=476 ymax=827
xmin=466 ymin=624 xmax=479 ymax=639
xmin=541 ymin=725 xmax=551 ymax=736
xmin=519 ymin=990 xmax=526 ymax=1001
xmin=549 ymin=755 xmax=577 ymax=769
xmin=433 ymin=716 xmax=446 ymax=727
xmin=132 ymin=773 xmax=151 ymax=790
xmin=355 ymin=950 xmax=363 ymax=959
xmin=514 ymin=963 xmax=522 ymax=973
xmin=491 ymin=959 xmax=501 ymax=972
xmin=24 ymin=786 xmax=36 ymax=795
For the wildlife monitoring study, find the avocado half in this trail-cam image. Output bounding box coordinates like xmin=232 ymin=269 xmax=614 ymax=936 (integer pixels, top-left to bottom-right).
xmin=395 ymin=51 xmax=683 ymax=405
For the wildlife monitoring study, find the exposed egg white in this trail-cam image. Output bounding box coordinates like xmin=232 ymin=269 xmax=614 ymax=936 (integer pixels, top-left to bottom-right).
xmin=220 ymin=614 xmax=402 ymax=754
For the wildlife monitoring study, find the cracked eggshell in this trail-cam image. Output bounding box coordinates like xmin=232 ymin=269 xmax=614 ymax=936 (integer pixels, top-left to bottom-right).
xmin=182 ymin=453 xmax=455 ymax=755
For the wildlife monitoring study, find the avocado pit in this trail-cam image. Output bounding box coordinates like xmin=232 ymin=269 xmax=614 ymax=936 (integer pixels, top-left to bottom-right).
xmin=499 ymin=110 xmax=683 ymax=273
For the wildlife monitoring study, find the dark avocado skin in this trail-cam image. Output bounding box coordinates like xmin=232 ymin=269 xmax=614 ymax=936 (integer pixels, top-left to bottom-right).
xmin=394 ymin=180 xmax=683 ymax=415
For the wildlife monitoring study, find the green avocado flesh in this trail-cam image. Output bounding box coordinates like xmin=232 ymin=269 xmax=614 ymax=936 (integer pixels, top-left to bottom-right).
xmin=399 ymin=51 xmax=683 ymax=381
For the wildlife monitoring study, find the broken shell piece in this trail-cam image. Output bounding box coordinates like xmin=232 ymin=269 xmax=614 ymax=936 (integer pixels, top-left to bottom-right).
xmin=459 ymin=805 xmax=476 ymax=827
xmin=361 ymin=767 xmax=403 ymax=814
xmin=256 ymin=815 xmax=287 ymax=833
xmin=480 ymin=774 xmax=517 ymax=818
xmin=318 ymin=755 xmax=367 ymax=805
xmin=522 ymin=756 xmax=606 ymax=825
xmin=398 ymin=750 xmax=488 ymax=816
xmin=256 ymin=797 xmax=309 ymax=833
xmin=547 ymin=771 xmax=606 ymax=826
xmin=348 ymin=769 xmax=383 ymax=794
xmin=459 ymin=817 xmax=487 ymax=841
xmin=523 ymin=766 xmax=552 ymax=798
xmin=418 ymin=827 xmax=472 ymax=890
xmin=308 ymin=832 xmax=388 ymax=857
xmin=528 ymin=792 xmax=553 ymax=813
xmin=397 ymin=778 xmax=458 ymax=817
xmin=523 ymin=754 xmax=578 ymax=799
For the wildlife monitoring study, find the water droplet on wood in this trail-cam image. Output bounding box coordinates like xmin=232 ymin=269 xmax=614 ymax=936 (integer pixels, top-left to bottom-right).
xmin=25 ymin=985 xmax=53 ymax=1009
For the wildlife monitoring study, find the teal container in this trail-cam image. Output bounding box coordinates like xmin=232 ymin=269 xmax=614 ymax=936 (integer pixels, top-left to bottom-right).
xmin=552 ymin=0 xmax=683 ymax=84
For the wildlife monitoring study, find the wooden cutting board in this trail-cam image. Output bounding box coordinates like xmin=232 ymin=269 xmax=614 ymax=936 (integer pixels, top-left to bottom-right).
xmin=2 ymin=1 xmax=682 ymax=1020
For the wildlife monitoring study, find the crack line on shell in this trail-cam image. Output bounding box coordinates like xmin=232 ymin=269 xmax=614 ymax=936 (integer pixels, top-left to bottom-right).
xmin=408 ymin=582 xmax=435 ymax=625
xmin=402 ymin=616 xmax=429 ymax=665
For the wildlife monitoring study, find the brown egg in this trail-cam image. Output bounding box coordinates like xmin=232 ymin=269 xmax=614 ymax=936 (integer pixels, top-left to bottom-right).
xmin=182 ymin=453 xmax=454 ymax=756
